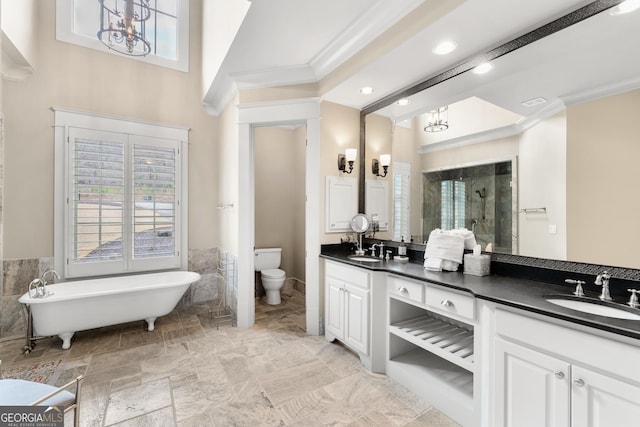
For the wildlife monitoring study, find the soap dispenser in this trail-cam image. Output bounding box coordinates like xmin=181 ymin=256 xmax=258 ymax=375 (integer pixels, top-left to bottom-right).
xmin=398 ymin=237 xmax=407 ymax=256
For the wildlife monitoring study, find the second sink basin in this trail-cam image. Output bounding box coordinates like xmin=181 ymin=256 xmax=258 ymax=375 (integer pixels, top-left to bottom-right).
xmin=545 ymin=296 xmax=640 ymax=320
xmin=348 ymin=256 xmax=382 ymax=263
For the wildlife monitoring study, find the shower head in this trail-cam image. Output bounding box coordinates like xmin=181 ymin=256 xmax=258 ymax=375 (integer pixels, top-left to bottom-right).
xmin=475 ymin=188 xmax=486 ymax=199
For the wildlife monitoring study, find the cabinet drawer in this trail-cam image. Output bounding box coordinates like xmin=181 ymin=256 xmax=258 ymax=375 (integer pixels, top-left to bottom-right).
xmin=325 ymin=260 xmax=370 ymax=289
xmin=388 ymin=276 xmax=425 ymax=304
xmin=426 ymin=285 xmax=475 ymax=321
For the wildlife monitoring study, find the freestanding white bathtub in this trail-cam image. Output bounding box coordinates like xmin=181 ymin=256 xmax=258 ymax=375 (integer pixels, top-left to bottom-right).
xmin=18 ymin=271 xmax=201 ymax=350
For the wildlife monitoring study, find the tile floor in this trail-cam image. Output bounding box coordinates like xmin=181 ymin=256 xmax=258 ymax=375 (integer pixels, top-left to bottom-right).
xmin=0 ymin=291 xmax=460 ymax=426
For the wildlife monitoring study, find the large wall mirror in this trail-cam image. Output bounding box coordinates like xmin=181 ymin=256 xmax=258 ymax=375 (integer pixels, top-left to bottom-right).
xmin=362 ymin=1 xmax=640 ymax=269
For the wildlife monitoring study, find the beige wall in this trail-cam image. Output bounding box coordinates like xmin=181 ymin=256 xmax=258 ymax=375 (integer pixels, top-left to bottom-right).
xmin=2 ymin=0 xmax=218 ymax=259
xmin=320 ymin=101 xmax=361 ymax=244
xmin=254 ymin=125 xmax=305 ymax=280
xmin=567 ymin=89 xmax=640 ymax=268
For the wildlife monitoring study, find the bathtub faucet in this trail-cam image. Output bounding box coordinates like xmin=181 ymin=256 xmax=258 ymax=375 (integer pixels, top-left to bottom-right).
xmin=42 ymin=269 xmax=60 ymax=285
xmin=29 ymin=278 xmax=47 ymax=298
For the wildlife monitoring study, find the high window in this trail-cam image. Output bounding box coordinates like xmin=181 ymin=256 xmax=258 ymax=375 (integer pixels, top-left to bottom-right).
xmin=54 ymin=109 xmax=189 ymax=278
xmin=56 ymin=0 xmax=189 ymax=71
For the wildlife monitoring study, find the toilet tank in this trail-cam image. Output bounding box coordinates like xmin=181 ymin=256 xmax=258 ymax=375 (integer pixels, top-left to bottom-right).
xmin=254 ymin=248 xmax=282 ymax=271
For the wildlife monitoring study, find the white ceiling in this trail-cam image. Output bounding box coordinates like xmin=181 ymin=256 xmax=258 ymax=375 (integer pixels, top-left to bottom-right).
xmin=204 ymin=0 xmax=640 ymax=120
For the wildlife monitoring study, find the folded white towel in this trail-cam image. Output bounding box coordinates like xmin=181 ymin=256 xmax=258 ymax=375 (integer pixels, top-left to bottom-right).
xmin=450 ymin=228 xmax=478 ymax=250
xmin=424 ymin=257 xmax=443 ymax=271
xmin=425 ymin=230 xmax=465 ymax=264
xmin=442 ymin=260 xmax=459 ymax=272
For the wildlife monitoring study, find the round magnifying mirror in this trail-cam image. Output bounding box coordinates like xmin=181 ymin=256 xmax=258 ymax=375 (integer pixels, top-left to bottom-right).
xmin=350 ymin=213 xmax=370 ymax=233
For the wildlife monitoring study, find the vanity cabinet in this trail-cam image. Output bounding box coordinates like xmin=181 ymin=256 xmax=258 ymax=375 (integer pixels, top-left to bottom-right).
xmin=326 ymin=274 xmax=369 ymax=354
xmin=324 ymin=260 xmax=387 ymax=372
xmin=387 ymin=275 xmax=477 ymax=426
xmin=493 ymin=308 xmax=640 ymax=427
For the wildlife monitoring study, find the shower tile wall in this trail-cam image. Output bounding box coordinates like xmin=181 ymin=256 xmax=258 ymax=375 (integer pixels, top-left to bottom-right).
xmin=0 ymin=249 xmax=232 ymax=340
xmin=422 ymin=161 xmax=512 ymax=253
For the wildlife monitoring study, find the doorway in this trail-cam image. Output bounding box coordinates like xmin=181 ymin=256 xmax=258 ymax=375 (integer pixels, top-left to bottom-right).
xmin=237 ymin=98 xmax=321 ymax=334
xmin=254 ymin=125 xmax=306 ymax=315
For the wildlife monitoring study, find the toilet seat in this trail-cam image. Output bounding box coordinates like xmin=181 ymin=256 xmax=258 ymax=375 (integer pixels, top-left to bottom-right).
xmin=261 ymin=268 xmax=285 ymax=279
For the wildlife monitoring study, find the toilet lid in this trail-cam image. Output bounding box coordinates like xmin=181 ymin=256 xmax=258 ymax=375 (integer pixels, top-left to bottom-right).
xmin=262 ymin=268 xmax=285 ymax=279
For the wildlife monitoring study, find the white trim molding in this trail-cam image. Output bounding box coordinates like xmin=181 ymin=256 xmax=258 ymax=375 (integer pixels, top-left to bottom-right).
xmin=236 ymin=98 xmax=322 ymax=334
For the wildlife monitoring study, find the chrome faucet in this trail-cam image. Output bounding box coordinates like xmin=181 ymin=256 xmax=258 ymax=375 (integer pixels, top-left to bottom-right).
xmin=565 ymin=279 xmax=585 ymax=297
xmin=42 ymin=269 xmax=59 ymax=285
xmin=29 ymin=278 xmax=46 ymax=298
xmin=595 ymin=271 xmax=612 ymax=302
xmin=369 ymin=244 xmax=378 ymax=257
xmin=378 ymin=242 xmax=385 ymax=258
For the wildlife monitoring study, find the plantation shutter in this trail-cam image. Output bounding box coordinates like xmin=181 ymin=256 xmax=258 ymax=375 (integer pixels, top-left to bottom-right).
xmin=392 ymin=161 xmax=411 ymax=242
xmin=132 ymin=140 xmax=177 ymax=259
xmin=69 ymin=129 xmax=127 ymax=275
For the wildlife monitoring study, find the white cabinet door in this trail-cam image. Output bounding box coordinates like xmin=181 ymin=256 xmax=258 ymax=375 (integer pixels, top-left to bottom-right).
xmin=344 ymin=283 xmax=369 ymax=355
xmin=365 ymin=179 xmax=389 ymax=230
xmin=326 ymin=276 xmax=345 ymax=340
xmin=571 ymin=365 xmax=640 ymax=427
xmin=494 ymin=338 xmax=571 ymax=427
xmin=326 ymin=176 xmax=358 ymax=232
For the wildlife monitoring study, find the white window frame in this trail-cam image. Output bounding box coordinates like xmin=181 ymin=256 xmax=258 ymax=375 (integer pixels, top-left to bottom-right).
xmin=56 ymin=0 xmax=190 ymax=72
xmin=392 ymin=161 xmax=410 ymax=242
xmin=54 ymin=108 xmax=189 ymax=278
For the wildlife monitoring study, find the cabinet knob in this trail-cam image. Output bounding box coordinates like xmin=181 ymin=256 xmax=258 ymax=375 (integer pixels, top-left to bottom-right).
xmin=397 ymin=287 xmax=408 ymax=294
xmin=554 ymin=371 xmax=565 ymax=380
xmin=441 ymin=299 xmax=454 ymax=308
xmin=573 ymin=378 xmax=585 ymax=387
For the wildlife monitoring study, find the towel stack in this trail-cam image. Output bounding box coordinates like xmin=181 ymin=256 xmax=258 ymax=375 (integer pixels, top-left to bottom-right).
xmin=424 ymin=228 xmax=477 ymax=272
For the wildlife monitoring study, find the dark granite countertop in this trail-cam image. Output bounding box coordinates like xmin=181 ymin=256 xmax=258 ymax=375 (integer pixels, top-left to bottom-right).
xmin=321 ymin=245 xmax=640 ymax=341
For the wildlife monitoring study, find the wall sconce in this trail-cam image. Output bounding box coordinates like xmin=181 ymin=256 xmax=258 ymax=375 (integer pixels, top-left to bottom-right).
xmin=372 ymin=154 xmax=391 ymax=177
xmin=338 ymin=148 xmax=357 ymax=174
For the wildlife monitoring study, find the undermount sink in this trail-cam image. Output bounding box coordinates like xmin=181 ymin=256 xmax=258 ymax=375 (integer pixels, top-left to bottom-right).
xmin=545 ymin=296 xmax=640 ymax=320
xmin=348 ymin=256 xmax=382 ymax=263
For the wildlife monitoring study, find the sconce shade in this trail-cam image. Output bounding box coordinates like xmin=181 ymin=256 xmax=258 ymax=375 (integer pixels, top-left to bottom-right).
xmin=372 ymin=154 xmax=390 ymax=177
xmin=338 ymin=148 xmax=357 ymax=174
xmin=345 ymin=148 xmax=358 ymax=162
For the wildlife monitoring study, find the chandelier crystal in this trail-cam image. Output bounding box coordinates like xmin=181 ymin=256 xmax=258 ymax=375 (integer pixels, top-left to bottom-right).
xmin=424 ymin=106 xmax=449 ymax=132
xmin=98 ymin=0 xmax=151 ymax=56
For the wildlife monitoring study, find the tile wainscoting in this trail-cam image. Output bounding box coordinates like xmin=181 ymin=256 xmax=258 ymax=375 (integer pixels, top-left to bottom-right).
xmin=0 ymin=248 xmax=237 ymax=340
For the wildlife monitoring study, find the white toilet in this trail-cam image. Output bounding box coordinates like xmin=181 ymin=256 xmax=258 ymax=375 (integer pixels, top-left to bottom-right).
xmin=254 ymin=248 xmax=286 ymax=305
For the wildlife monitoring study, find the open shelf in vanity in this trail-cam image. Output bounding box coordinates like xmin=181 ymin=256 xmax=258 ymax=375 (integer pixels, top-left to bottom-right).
xmin=387 ymin=277 xmax=477 ymax=426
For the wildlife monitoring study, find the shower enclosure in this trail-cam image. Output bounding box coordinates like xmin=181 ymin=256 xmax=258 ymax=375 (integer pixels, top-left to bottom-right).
xmin=422 ymin=161 xmax=513 ymax=253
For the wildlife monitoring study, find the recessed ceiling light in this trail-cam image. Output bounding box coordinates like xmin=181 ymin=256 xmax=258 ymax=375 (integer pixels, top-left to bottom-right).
xmin=473 ymin=62 xmax=493 ymax=74
xmin=609 ymin=0 xmax=640 ymax=15
xmin=360 ymin=86 xmax=374 ymax=95
xmin=432 ymin=40 xmax=457 ymax=55
xmin=397 ymin=98 xmax=411 ymax=106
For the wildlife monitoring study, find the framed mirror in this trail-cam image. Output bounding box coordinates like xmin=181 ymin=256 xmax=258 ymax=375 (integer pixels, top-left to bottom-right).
xmin=361 ymin=1 xmax=640 ymax=269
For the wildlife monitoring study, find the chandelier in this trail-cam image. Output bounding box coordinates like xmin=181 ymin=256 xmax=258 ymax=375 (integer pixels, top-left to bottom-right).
xmin=98 ymin=0 xmax=151 ymax=56
xmin=424 ymin=106 xmax=449 ymax=132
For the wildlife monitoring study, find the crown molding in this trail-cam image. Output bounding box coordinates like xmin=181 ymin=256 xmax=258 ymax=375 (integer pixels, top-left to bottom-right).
xmin=310 ymin=0 xmax=425 ymax=79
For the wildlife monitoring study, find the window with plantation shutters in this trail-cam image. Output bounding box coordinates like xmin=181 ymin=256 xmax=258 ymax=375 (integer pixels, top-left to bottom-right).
xmin=441 ymin=180 xmax=466 ymax=230
xmin=392 ymin=162 xmax=410 ymax=242
xmin=56 ymin=110 xmax=188 ymax=278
